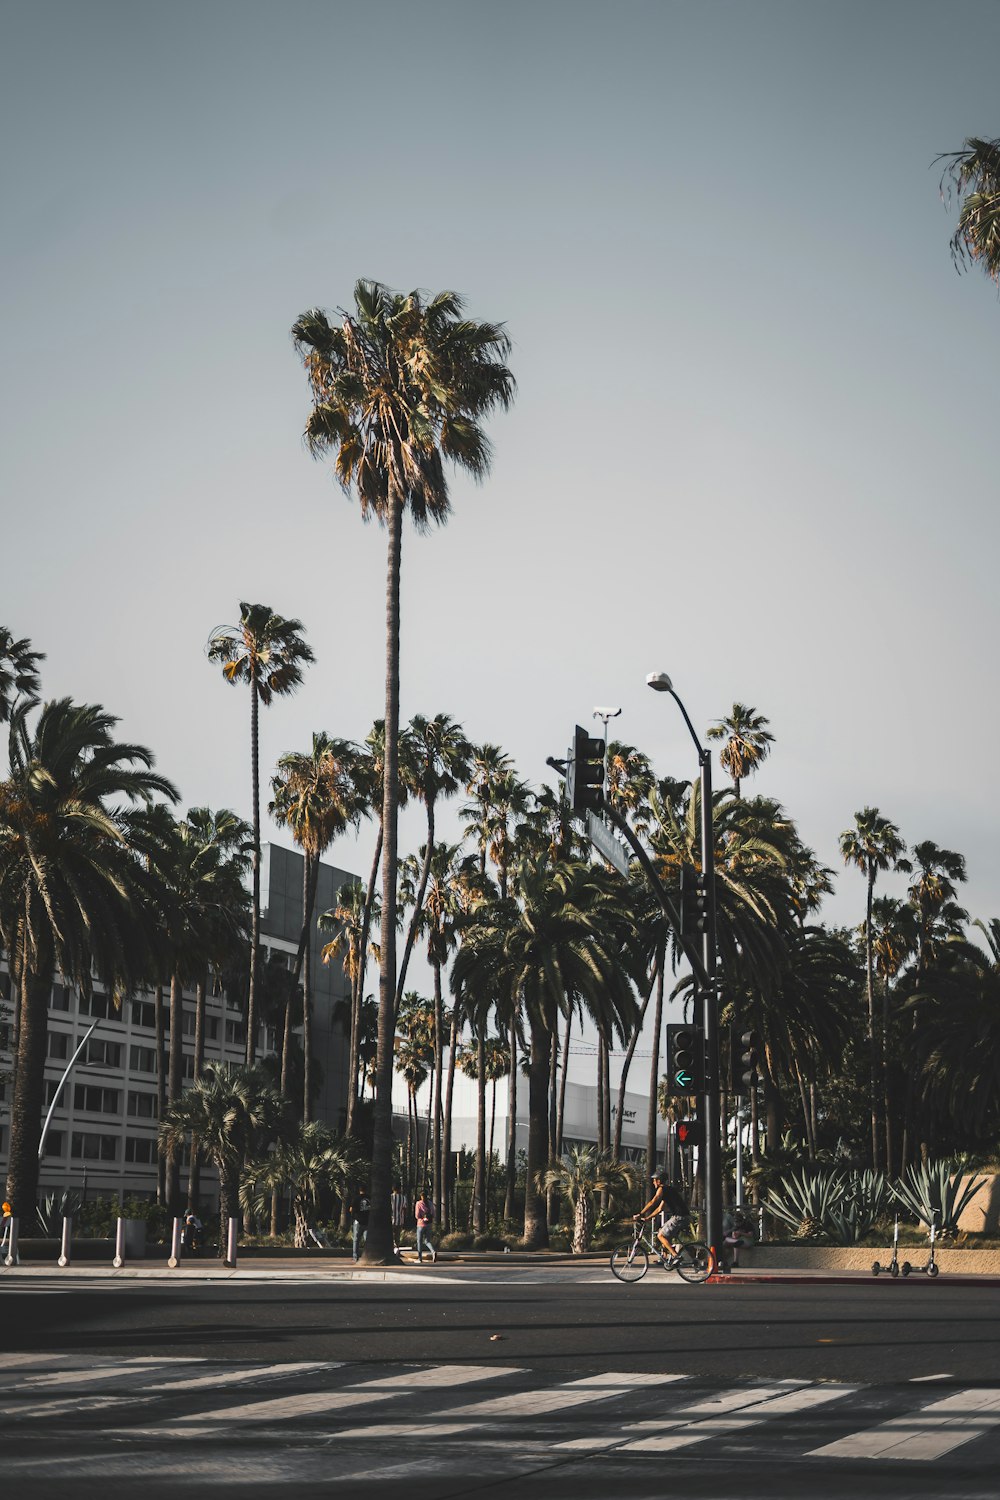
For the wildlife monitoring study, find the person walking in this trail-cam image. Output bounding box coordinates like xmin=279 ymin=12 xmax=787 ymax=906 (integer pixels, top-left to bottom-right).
xmin=391 ymin=1184 xmax=409 ymax=1254
xmin=414 ymin=1188 xmax=436 ymax=1264
xmin=349 ymin=1187 xmax=370 ymax=1262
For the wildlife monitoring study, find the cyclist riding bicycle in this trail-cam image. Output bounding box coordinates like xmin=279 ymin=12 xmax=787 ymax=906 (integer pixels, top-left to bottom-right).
xmin=634 ymin=1172 xmax=690 ymax=1263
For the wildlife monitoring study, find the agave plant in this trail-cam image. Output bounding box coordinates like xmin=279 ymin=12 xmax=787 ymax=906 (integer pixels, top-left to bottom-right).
xmin=891 ymin=1158 xmax=985 ymax=1237
xmin=767 ymin=1168 xmax=845 ymax=1241
xmin=35 ymin=1189 xmax=83 ymax=1237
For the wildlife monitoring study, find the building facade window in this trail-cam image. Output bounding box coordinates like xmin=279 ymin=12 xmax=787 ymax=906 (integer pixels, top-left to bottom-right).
xmin=47 ymin=1031 xmax=71 ymax=1060
xmin=50 ymin=984 xmax=71 ymax=1012
xmin=127 ymin=1091 xmax=158 ymax=1119
xmin=85 ymin=1038 xmax=122 ymax=1069
xmin=73 ymin=1084 xmax=121 ymax=1115
xmin=129 ymin=1045 xmax=159 ymax=1075
xmin=71 ymin=1131 xmax=119 ymax=1161
xmin=124 ymin=1137 xmax=158 ymax=1164
xmin=42 ymin=1130 xmax=65 ymax=1158
xmin=78 ymin=991 xmax=115 ymax=1020
xmin=131 ymin=1000 xmax=156 ymax=1030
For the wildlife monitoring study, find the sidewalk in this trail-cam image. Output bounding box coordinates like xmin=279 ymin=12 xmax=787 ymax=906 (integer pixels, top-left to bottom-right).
xmin=4 ymin=1254 xmax=1000 ymax=1286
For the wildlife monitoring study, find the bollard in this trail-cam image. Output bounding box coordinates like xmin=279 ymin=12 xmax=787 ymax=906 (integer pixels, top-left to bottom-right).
xmin=3 ymin=1215 xmax=19 ymax=1267
xmin=224 ymin=1216 xmax=238 ymax=1268
xmin=58 ymin=1215 xmax=73 ymax=1267
xmin=167 ymin=1217 xmax=182 ymax=1269
xmin=112 ymin=1216 xmax=126 ymax=1269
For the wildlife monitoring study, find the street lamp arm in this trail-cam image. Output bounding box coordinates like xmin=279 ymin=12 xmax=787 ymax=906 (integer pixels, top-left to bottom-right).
xmin=667 ymin=688 xmax=707 ymax=761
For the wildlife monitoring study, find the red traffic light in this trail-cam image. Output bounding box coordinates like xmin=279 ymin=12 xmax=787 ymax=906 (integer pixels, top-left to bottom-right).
xmin=675 ymin=1119 xmax=703 ymax=1147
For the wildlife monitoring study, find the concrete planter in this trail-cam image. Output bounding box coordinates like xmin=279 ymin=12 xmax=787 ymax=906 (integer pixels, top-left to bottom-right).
xmin=740 ymin=1243 xmax=1000 ymax=1274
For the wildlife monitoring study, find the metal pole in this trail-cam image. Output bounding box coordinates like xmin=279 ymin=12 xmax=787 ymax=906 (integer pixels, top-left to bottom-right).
xmin=3 ymin=1216 xmax=19 ymax=1266
xmin=58 ymin=1216 xmax=72 ymax=1267
xmin=113 ymin=1217 xmax=125 ymax=1268
xmin=224 ymin=1216 xmax=238 ymax=1268
xmin=167 ymin=1217 xmax=182 ymax=1269
xmin=735 ymin=1109 xmax=745 ymax=1208
xmin=699 ymin=749 xmax=724 ymax=1272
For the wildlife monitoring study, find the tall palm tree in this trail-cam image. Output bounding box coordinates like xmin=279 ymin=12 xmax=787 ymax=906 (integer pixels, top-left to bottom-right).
xmin=395 ymin=714 xmax=471 ymax=1008
xmin=453 ymin=859 xmax=641 ymax=1248
xmin=270 ymin=733 xmax=363 ymax=1120
xmin=293 ymin=281 xmax=514 ymax=1261
xmin=706 ymin=704 xmax=774 ymax=799
xmin=0 ymin=698 xmax=176 ymax=1215
xmin=395 ymin=992 xmax=434 ymax=1197
xmin=939 ymin=136 xmax=1000 ymax=286
xmin=159 ymin=1062 xmax=285 ymax=1253
xmin=0 ymin=628 xmax=43 ymax=723
xmin=461 ymin=746 xmax=531 ymax=1219
xmin=207 ymin=603 xmax=314 ymax=1065
xmin=839 ymin=808 xmax=907 ymax=1169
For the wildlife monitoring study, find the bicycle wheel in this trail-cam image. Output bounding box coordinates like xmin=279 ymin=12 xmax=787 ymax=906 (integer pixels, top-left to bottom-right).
xmin=675 ymin=1241 xmax=713 ymax=1283
xmin=610 ymin=1240 xmax=649 ymax=1283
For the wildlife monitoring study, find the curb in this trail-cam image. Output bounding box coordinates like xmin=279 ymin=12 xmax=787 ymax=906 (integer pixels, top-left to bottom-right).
xmin=708 ymin=1271 xmax=1000 ymax=1287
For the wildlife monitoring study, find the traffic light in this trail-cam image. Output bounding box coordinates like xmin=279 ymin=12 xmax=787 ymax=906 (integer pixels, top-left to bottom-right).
xmin=666 ymin=1022 xmax=705 ymax=1093
xmin=679 ymin=864 xmax=707 ymax=939
xmin=739 ymin=1029 xmax=759 ymax=1091
xmin=675 ymin=1118 xmax=704 ymax=1148
xmin=566 ymin=724 xmax=605 ymax=814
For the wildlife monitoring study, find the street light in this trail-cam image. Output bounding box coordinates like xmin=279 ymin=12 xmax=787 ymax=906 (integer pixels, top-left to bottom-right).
xmin=646 ymin=670 xmax=723 ymax=1273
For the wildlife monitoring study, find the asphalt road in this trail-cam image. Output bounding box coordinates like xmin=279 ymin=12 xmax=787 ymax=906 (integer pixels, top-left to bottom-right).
xmin=5 ymin=1272 xmax=999 ymax=1383
xmin=4 ymin=1273 xmax=1000 ymax=1499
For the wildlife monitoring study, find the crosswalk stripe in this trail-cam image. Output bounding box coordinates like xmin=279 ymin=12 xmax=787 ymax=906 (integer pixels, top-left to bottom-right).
xmin=144 ymin=1361 xmax=336 ymax=1392
xmin=619 ymin=1383 xmax=857 ymax=1453
xmin=439 ymin=1384 xmax=633 ymax=1420
xmin=566 ymin=1372 xmax=688 ymax=1388
xmin=169 ymin=1389 xmax=401 ymax=1425
xmin=0 ymin=1353 xmax=76 ymax=1374
xmin=347 ymin=1364 xmax=522 ymax=1389
xmin=22 ymin=1359 xmax=202 ymax=1390
xmin=808 ymin=1387 xmax=1000 ymax=1462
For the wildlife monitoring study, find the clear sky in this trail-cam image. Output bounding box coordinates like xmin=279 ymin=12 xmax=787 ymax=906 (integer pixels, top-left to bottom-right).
xmin=3 ymin=1 xmax=998 ymax=1081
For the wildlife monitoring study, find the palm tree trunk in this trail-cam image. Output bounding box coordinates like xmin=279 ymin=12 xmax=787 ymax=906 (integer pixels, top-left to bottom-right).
xmin=503 ymin=1011 xmax=518 ymax=1220
xmin=882 ymin=974 xmax=893 ymax=1174
xmin=547 ymin=1030 xmax=559 ymax=1224
xmin=247 ymin=669 xmax=261 ymax=1066
xmin=793 ymin=1056 xmax=814 ymax=1159
xmin=522 ymin=1019 xmax=551 ymax=1249
xmin=474 ymin=1032 xmax=487 ymax=1234
xmin=432 ymin=960 xmax=444 ymax=1212
xmin=596 ymin=1036 xmax=606 ymax=1153
xmin=441 ymin=991 xmax=459 ymax=1233
xmin=487 ymin=1076 xmax=497 ymax=1211
xmin=396 ymin=799 xmax=435 ymax=1010
xmin=154 ymin=983 xmax=166 ymax=1205
xmin=367 ymin=488 xmax=403 ymax=1263
xmin=188 ymin=975 xmax=207 ymax=1212
xmin=614 ymin=963 xmax=656 ymax=1161
xmin=4 ymin=966 xmax=51 ymax=1217
xmin=301 ymin=852 xmax=318 ymax=1124
xmin=645 ymin=943 xmax=665 ymax=1180
xmin=865 ymin=869 xmax=880 ymax=1170
xmin=347 ymin=828 xmax=382 ymax=1139
xmin=167 ymin=973 xmax=183 ymax=1215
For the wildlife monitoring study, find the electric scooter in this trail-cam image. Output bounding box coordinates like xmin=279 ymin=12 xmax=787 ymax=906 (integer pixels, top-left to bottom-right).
xmin=872 ymin=1216 xmax=902 ymax=1277
xmin=902 ymin=1210 xmax=940 ymax=1278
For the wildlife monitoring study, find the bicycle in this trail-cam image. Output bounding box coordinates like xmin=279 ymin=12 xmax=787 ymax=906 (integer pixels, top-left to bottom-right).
xmin=610 ymin=1218 xmax=714 ymax=1284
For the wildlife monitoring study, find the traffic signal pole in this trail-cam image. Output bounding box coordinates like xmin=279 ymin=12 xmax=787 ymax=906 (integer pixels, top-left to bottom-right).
xmin=698 ymin=747 xmax=724 ymax=1273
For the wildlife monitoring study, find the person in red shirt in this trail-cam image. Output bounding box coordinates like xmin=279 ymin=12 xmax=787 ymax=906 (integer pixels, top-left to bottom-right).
xmin=414 ymin=1189 xmax=437 ymax=1264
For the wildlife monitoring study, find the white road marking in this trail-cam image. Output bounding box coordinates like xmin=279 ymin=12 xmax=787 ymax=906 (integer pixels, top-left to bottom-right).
xmin=21 ymin=1360 xmax=201 ymax=1389
xmin=336 ymin=1421 xmax=476 ymax=1439
xmin=440 ymin=1384 xmax=632 ymax=1419
xmin=144 ymin=1360 xmax=335 ymax=1392
xmin=808 ymin=1387 xmax=1000 ymax=1462
xmin=0 ymin=1353 xmax=76 ymax=1373
xmin=170 ymin=1389 xmax=400 ymax=1424
xmin=613 ymin=1383 xmax=856 ymax=1454
xmin=348 ymin=1364 xmax=522 ymax=1389
xmin=566 ymin=1372 xmax=688 ymax=1388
